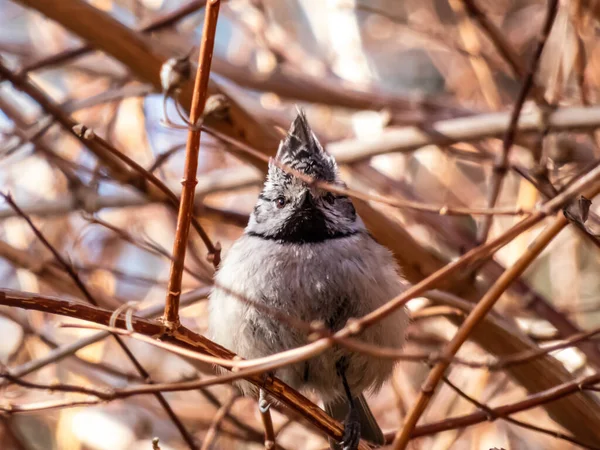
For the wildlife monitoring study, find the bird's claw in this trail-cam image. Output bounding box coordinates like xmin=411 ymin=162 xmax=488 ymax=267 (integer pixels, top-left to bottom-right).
xmin=341 ymin=406 xmax=361 ymax=450
xmin=259 ymin=389 xmax=271 ymax=413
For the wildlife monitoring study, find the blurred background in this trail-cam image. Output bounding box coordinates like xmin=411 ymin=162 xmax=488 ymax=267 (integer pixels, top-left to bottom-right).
xmin=1 ymin=0 xmax=600 ymax=449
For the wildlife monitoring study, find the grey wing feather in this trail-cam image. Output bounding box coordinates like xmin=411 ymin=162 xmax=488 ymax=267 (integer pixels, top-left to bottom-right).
xmin=324 ymin=393 xmax=385 ymax=449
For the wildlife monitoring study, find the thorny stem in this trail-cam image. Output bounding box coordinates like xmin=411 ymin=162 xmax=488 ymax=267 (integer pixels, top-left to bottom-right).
xmin=164 ymin=0 xmax=221 ymax=327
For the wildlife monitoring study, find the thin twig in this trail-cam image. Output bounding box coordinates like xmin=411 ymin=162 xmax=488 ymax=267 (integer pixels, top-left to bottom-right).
xmin=392 ymin=214 xmax=570 ymax=449
xmin=163 ymin=0 xmax=221 ymax=328
xmin=442 ymin=376 xmax=598 ymax=449
xmin=0 ymin=194 xmax=199 ymax=449
xmin=0 ymin=60 xmax=218 ymax=266
xmin=19 ymin=1 xmax=208 ymax=74
xmin=260 ymin=404 xmax=277 ymax=450
xmin=325 ymin=104 xmax=600 ymax=164
xmin=205 ymin=126 xmax=530 ymax=217
xmin=476 ymin=0 xmax=559 ymax=243
xmin=200 ymin=392 xmax=239 ymax=450
xmin=397 ymin=374 xmax=600 ymax=440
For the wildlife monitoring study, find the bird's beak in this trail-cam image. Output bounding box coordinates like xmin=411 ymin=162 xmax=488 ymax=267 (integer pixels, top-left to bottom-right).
xmin=299 ymin=190 xmax=316 ymax=209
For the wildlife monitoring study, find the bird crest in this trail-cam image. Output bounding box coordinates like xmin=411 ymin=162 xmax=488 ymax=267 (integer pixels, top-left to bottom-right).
xmin=271 ymin=109 xmax=337 ymax=182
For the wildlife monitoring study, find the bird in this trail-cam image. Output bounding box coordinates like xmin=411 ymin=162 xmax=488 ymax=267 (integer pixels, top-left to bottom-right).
xmin=208 ymin=110 xmax=408 ymax=450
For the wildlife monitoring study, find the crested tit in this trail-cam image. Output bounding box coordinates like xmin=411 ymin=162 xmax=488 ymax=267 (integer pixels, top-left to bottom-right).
xmin=208 ymin=111 xmax=408 ymax=449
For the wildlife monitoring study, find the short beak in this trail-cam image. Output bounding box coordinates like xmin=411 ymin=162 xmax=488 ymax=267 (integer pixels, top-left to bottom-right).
xmin=299 ymin=190 xmax=315 ymax=209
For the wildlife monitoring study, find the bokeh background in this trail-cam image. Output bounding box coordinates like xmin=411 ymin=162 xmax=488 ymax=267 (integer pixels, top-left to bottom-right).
xmin=1 ymin=0 xmax=600 ymax=449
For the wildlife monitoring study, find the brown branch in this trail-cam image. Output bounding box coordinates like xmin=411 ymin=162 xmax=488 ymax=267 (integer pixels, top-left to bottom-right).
xmin=0 ymin=60 xmax=218 ymax=267
xmin=476 ymin=0 xmax=559 ymax=243
xmin=392 ymin=214 xmax=571 ymax=449
xmin=164 ymin=0 xmax=220 ymax=328
xmin=441 ymin=376 xmax=597 ymax=449
xmin=13 ymin=0 xmax=281 ymax=154
xmin=0 ymin=195 xmax=199 ymax=449
xmin=260 ymin=404 xmax=277 ymax=450
xmin=0 ymin=289 xmax=352 ymax=446
xmin=402 ymin=372 xmax=600 ymax=440
xmin=199 ymin=392 xmax=239 ymax=450
xmin=328 ymin=104 xmax=600 ymax=164
xmin=19 ymin=1 xmax=208 ymax=74
xmin=2 ymin=287 xmax=209 ymax=382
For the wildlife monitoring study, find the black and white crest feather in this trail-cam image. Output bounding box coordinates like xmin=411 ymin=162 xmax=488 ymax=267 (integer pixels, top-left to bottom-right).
xmin=246 ymin=110 xmax=364 ymax=244
xmin=274 ymin=109 xmax=337 ymax=182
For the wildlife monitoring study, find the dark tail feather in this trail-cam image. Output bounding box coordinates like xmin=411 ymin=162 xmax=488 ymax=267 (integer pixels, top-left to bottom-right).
xmin=324 ymin=393 xmax=385 ymax=449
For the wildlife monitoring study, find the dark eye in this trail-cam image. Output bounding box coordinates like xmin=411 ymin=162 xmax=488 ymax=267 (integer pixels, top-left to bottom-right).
xmin=324 ymin=193 xmax=335 ymax=204
xmin=275 ymin=196 xmax=287 ymax=208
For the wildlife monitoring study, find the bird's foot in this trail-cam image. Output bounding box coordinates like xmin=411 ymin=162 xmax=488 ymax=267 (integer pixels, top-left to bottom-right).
xmin=260 ymin=370 xmax=275 ymax=389
xmin=341 ymin=405 xmax=361 ymax=450
xmin=258 ymin=388 xmax=271 ymax=413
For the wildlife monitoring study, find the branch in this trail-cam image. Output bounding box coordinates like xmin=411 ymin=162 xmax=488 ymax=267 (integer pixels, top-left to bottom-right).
xmin=328 ymin=105 xmax=600 ymax=164
xmin=405 ymin=372 xmax=600 ymax=440
xmin=13 ymin=0 xmax=281 ymax=154
xmin=0 ymin=166 xmax=259 ymax=218
xmin=3 ymin=288 xmax=210 ymax=381
xmin=0 ymin=289 xmax=351 ymax=446
xmin=0 ymin=194 xmax=199 ymax=449
xmin=476 ymin=0 xmax=559 ymax=243
xmin=351 ymin=163 xmax=600 ymax=368
xmin=392 ymin=217 xmax=574 ymax=445
xmin=164 ymin=0 xmax=220 ymax=328
xmin=441 ymin=375 xmax=597 ymax=449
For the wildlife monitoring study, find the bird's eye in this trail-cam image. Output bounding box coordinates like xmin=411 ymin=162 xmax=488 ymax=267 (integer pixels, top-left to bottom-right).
xmin=275 ymin=196 xmax=287 ymax=208
xmin=324 ymin=193 xmax=335 ymax=204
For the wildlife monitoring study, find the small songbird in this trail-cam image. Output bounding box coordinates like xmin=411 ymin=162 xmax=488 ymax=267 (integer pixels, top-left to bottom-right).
xmin=208 ymin=111 xmax=408 ymax=449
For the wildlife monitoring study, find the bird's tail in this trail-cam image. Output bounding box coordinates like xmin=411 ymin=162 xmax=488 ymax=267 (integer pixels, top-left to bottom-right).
xmin=324 ymin=393 xmax=385 ymax=449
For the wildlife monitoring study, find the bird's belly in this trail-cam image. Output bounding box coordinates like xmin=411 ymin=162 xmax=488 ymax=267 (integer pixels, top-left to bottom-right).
xmin=239 ymin=304 xmax=396 ymax=401
xmin=208 ymin=234 xmax=407 ymax=399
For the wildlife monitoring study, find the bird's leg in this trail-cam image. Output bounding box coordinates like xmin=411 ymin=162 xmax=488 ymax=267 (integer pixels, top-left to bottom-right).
xmin=258 ymin=388 xmax=271 ymax=413
xmin=258 ymin=371 xmax=275 ymax=413
xmin=336 ymin=358 xmax=360 ymax=450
